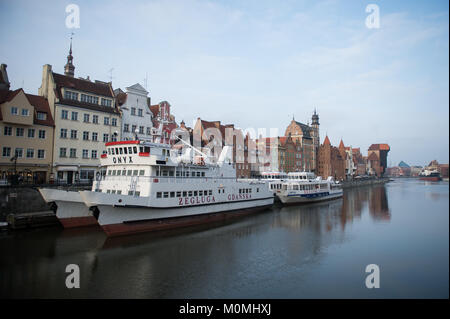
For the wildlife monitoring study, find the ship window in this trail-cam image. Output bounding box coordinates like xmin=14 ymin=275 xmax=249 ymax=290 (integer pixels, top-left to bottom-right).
xmin=140 ymin=146 xmax=144 ymax=153
xmin=199 ymin=191 xmax=203 ymax=196
xmin=170 ymin=192 xmax=175 ymax=198
xmin=188 ymin=191 xmax=193 ymax=197
xmin=139 ymin=170 xmax=145 ymax=175
xmin=123 ymin=147 xmax=127 ymax=154
xmin=128 ymin=191 xmax=134 ymax=195
xmin=183 ymin=191 xmax=187 ymax=197
xmin=107 ymin=190 xmax=111 ymax=194
xmin=117 ymin=190 xmax=122 ymax=195
xmin=128 ymin=147 xmax=133 ymax=154
xmin=156 ymin=192 xmax=162 ymax=198
xmin=293 ymin=185 xmax=299 ymax=190
xmin=176 ymin=191 xmax=181 ymax=197
xmin=108 ymin=149 xmax=111 ymax=155
xmin=197 ymin=172 xmax=201 ymax=177
xmin=127 ymin=170 xmax=132 ymax=176
xmin=194 ymin=191 xmax=198 ymax=196
xmin=186 ymin=172 xmax=190 ymax=177
xmin=204 ymin=190 xmax=208 ymax=195
xmin=115 ymin=148 xmax=119 ymax=154
xmin=119 ymin=148 xmax=123 ymax=155
xmin=156 ymin=170 xmax=160 ymax=176
xmin=163 ymin=192 xmax=169 ymax=198
xmin=111 ymin=148 xmax=115 ymax=155
xmin=122 ymin=169 xmax=126 ymax=175
xmin=209 ymin=190 xmax=212 ymax=195
xmin=176 ymin=171 xmax=180 ymax=177
xmin=257 ymin=188 xmax=259 ymax=192
xmin=202 ymin=172 xmax=205 ymax=177
xmin=133 ymin=146 xmax=137 ymax=153
xmin=162 ymin=171 xmax=168 ymax=176
xmin=111 ymin=190 xmax=116 ymax=194
xmin=169 ymin=171 xmax=174 ymax=177
xmin=116 ymin=170 xmax=121 ymax=176
xmin=133 ymin=170 xmax=138 ymax=176
xmin=239 ymin=189 xmax=242 ymax=194
xmin=144 ymin=146 xmax=150 ymax=153
xmin=135 ymin=191 xmax=140 ymax=197
xmin=108 ymin=170 xmax=112 ymax=175
xmin=249 ymin=189 xmax=252 ymax=193
xmin=112 ymin=170 xmax=116 ymax=176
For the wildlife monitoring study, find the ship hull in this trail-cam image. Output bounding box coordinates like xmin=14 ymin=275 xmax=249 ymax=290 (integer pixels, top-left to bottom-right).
xmin=419 ymin=176 xmax=442 ymax=182
xmin=38 ymin=188 xmax=97 ymax=228
xmin=79 ymin=191 xmax=273 ymax=237
xmin=278 ymin=190 xmax=343 ymax=205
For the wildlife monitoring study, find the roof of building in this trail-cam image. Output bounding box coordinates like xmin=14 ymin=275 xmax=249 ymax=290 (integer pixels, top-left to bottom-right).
xmin=323 ymin=135 xmax=331 ymax=146
xmin=368 ymin=143 xmax=390 ymax=151
xmin=339 ymin=139 xmax=345 ymax=149
xmin=293 ymin=120 xmax=312 ymax=138
xmin=398 ymin=161 xmax=410 ymax=168
xmin=53 ymin=72 xmax=113 ymax=97
xmin=0 ymin=88 xmax=54 ymax=126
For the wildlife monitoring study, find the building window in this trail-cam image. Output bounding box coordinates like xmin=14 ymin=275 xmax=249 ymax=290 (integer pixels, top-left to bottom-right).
xmin=2 ymin=147 xmax=11 ymax=157
xmin=124 ymin=124 xmax=129 ymax=132
xmin=15 ymin=148 xmax=23 ymax=158
xmin=92 ymin=132 xmax=98 ymax=141
xmin=111 ymin=135 xmax=117 ymax=142
xmin=26 ymin=148 xmax=34 ymax=158
xmin=21 ymin=109 xmax=29 ymax=116
xmin=131 ymin=125 xmax=137 ymax=133
xmin=71 ymin=111 xmax=78 ymax=121
xmin=38 ymin=130 xmax=46 ymax=139
xmin=104 ymin=117 xmax=109 ymax=126
xmin=64 ymin=90 xmax=78 ymax=100
xmin=16 ymin=128 xmax=24 ymax=137
xmin=92 ymin=115 xmax=99 ymax=124
xmin=103 ymin=134 xmax=109 ymax=142
xmin=139 ymin=126 xmax=144 ymax=134
xmin=131 ymin=107 xmax=136 ymax=116
xmin=28 ymin=129 xmax=35 ymax=138
xmin=91 ymin=150 xmax=97 ymax=159
xmin=69 ymin=148 xmax=77 ymax=158
xmin=83 ymin=131 xmax=89 ymax=141
xmin=61 ymin=110 xmax=68 ymax=119
xmin=84 ymin=113 xmax=90 ymax=123
xmin=37 ymin=149 xmax=45 ymax=159
xmin=11 ymin=107 xmax=18 ymax=115
xmin=93 ymin=97 xmax=99 ymax=105
xmin=111 ymin=118 xmax=117 ymax=126
xmin=37 ymin=112 xmax=46 ymax=120
xmin=82 ymin=149 xmax=89 ymax=159
xmin=60 ymin=148 xmax=67 ymax=157
xmin=101 ymin=98 xmax=112 ymax=107
xmin=60 ymin=128 xmax=67 ymax=139
xmin=138 ymin=109 xmax=143 ymax=117
xmin=70 ymin=130 xmax=77 ymax=139
xmin=4 ymin=126 xmax=12 ymax=136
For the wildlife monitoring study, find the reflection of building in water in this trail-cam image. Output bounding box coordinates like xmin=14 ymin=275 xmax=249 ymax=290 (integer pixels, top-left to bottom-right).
xmin=368 ymin=186 xmax=391 ymax=221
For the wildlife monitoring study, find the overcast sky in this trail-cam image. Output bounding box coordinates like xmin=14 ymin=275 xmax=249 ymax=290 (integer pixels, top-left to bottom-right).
xmin=0 ymin=0 xmax=448 ymax=166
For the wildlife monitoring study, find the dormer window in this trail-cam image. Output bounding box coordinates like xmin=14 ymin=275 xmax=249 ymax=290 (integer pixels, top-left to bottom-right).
xmin=37 ymin=112 xmax=47 ymax=120
xmin=101 ymin=98 xmax=112 ymax=107
xmin=64 ymin=90 xmax=78 ymax=100
xmin=21 ymin=109 xmax=29 ymax=116
xmin=11 ymin=107 xmax=18 ymax=115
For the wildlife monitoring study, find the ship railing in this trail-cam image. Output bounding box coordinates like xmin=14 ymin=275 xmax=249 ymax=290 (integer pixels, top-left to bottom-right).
xmin=99 ymin=175 xmax=260 ymax=184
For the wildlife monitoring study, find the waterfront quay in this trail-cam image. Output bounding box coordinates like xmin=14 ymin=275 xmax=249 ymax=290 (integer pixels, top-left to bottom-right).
xmin=0 ymin=178 xmax=448 ymax=298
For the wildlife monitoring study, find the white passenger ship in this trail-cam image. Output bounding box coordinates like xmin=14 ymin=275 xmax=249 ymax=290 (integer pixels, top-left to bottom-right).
xmin=77 ymin=140 xmax=273 ymax=236
xmin=276 ymin=173 xmax=343 ymax=204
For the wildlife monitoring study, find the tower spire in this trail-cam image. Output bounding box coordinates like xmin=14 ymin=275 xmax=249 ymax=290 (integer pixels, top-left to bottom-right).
xmin=64 ymin=32 xmax=75 ymax=77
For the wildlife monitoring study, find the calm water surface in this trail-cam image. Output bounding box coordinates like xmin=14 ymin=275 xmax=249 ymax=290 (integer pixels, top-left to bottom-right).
xmin=0 ymin=178 xmax=448 ymax=298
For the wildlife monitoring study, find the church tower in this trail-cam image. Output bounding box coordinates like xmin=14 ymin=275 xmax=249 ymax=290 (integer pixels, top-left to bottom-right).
xmin=64 ymin=36 xmax=75 ymax=77
xmin=311 ymin=109 xmax=320 ymax=171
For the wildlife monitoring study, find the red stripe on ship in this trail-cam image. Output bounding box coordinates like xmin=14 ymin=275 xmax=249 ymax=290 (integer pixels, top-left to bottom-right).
xmin=105 ymin=140 xmax=140 ymax=146
xmin=101 ymin=205 xmax=272 ymax=237
xmin=59 ymin=216 xmax=98 ymax=228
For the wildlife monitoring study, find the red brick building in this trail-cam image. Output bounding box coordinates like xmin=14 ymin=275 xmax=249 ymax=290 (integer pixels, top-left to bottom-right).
xmin=367 ymin=144 xmax=390 ymax=176
xmin=317 ymin=135 xmax=345 ymax=181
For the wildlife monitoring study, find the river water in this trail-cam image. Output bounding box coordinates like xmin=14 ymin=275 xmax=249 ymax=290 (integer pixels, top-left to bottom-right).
xmin=0 ymin=178 xmax=448 ymax=298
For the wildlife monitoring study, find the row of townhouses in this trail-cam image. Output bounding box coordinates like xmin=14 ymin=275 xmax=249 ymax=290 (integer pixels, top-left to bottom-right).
xmin=0 ymin=42 xmax=176 ymax=184
xmin=0 ymin=41 xmax=390 ymax=185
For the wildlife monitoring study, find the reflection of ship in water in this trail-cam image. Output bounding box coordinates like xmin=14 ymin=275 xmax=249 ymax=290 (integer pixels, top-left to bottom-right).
xmin=0 ymin=228 xmax=105 ymax=298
